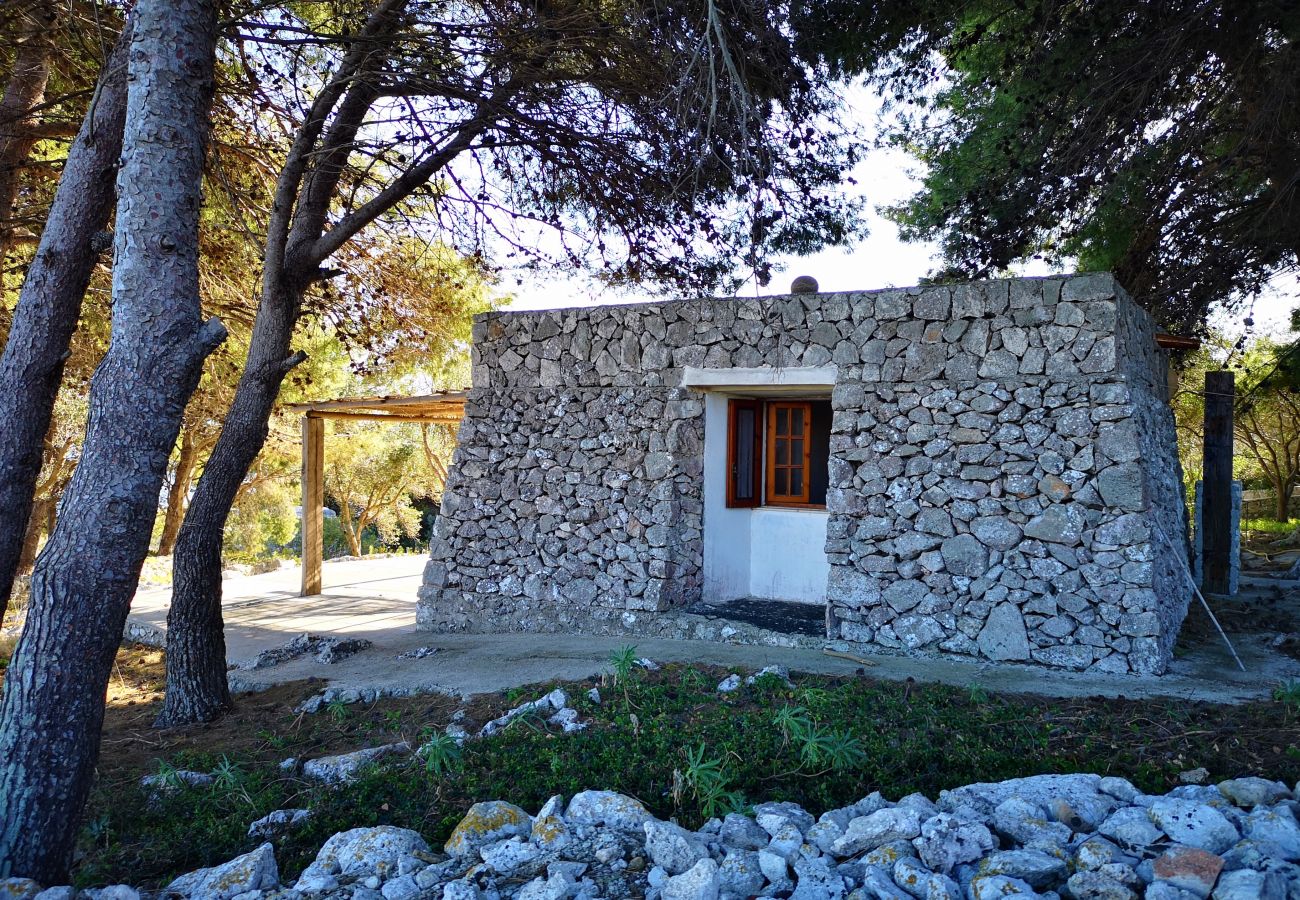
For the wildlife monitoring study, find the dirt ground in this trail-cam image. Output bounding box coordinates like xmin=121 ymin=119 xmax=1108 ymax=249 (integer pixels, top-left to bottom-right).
xmin=90 ymin=645 xmax=508 ymax=785
xmin=75 ymin=643 xmax=1300 ymax=788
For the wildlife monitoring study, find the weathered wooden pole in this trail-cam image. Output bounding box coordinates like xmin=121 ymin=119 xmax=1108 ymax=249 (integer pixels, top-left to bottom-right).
xmin=1202 ymin=370 xmax=1235 ymax=594
xmin=301 ymin=414 xmax=324 ymax=596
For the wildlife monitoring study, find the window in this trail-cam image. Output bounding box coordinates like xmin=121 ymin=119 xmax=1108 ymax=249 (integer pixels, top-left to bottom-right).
xmin=727 ymin=400 xmax=762 ymax=507
xmin=727 ymin=398 xmax=831 ymax=508
xmin=768 ymin=401 xmax=811 ymax=503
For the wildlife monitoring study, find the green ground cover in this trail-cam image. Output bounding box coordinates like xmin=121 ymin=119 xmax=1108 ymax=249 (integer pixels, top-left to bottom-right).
xmin=64 ymin=646 xmax=1300 ymax=889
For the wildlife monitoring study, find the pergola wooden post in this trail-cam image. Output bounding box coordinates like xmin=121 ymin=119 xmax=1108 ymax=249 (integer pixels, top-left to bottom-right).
xmin=301 ymin=414 xmax=325 ymax=595
xmin=1201 ymin=370 xmax=1235 ymax=594
xmin=289 ymin=391 xmax=468 ymax=597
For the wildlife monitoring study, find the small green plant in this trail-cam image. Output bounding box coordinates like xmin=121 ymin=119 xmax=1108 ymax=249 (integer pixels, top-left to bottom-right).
xmin=818 ymin=728 xmax=867 ymax=771
xmin=256 ymin=728 xmax=289 ymax=751
xmin=967 ymin=682 xmax=990 ymax=705
xmin=678 ymin=666 xmax=708 ymax=690
xmin=774 ymin=705 xmax=864 ymax=771
xmin=773 ymin=704 xmax=813 ymax=746
xmin=678 ymin=743 xmax=741 ymax=821
xmin=383 ymin=709 xmax=404 ymax=732
xmin=609 ymin=644 xmax=638 ymax=686
xmin=418 ymin=731 xmax=464 ymax=777
xmin=84 ymin=813 xmax=113 ymax=845
xmin=211 ymin=755 xmax=244 ymax=791
xmin=326 ymin=697 xmax=350 ymax=721
xmin=1272 ymin=679 xmax=1300 ymax=708
xmin=151 ymin=760 xmax=182 ymax=792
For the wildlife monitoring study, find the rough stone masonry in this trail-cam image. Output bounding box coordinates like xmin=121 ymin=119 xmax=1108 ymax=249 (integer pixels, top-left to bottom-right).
xmin=418 ymin=274 xmax=1193 ymax=675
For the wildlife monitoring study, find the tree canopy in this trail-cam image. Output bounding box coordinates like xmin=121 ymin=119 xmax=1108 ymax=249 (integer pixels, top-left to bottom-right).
xmin=794 ymin=0 xmax=1300 ymax=330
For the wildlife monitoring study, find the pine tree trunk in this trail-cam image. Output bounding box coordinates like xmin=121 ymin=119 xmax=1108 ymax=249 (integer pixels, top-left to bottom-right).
xmin=1276 ymin=483 xmax=1291 ymax=523
xmin=0 ymin=0 xmax=222 ymax=882
xmin=0 ymin=0 xmax=57 ymax=256
xmin=157 ymin=287 xmax=304 ymax=727
xmin=156 ymin=427 xmax=198 ymax=556
xmin=344 ymin=514 xmax=362 ymax=557
xmin=158 ymin=0 xmax=422 ymax=728
xmin=0 ymin=21 xmax=131 ymax=620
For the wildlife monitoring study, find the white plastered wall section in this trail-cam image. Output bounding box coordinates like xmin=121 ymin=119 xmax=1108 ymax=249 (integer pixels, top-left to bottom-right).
xmin=688 ymin=367 xmax=835 ymax=606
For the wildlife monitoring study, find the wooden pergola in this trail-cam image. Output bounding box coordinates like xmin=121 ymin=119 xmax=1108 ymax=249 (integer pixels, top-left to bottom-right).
xmin=286 ymin=391 xmax=467 ymax=596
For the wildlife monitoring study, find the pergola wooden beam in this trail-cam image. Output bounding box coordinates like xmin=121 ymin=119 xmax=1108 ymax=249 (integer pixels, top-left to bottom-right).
xmin=304 ymin=410 xmax=464 ymax=424
xmin=286 ymin=391 xmax=469 ymax=415
xmin=1155 ymin=332 xmax=1201 ymax=351
xmin=293 ymin=391 xmax=467 ymax=596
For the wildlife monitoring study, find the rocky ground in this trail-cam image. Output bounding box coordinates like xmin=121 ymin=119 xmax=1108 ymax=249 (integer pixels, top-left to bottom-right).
xmin=6 ymin=772 xmax=1300 ymax=900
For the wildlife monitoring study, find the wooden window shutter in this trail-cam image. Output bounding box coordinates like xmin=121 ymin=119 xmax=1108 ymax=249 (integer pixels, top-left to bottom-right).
xmin=726 ymin=399 xmax=762 ymax=508
xmin=766 ymin=401 xmax=812 ymax=504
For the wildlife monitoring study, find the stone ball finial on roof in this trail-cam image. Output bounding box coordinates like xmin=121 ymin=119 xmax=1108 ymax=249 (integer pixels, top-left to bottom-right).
xmin=790 ymin=275 xmax=819 ymax=294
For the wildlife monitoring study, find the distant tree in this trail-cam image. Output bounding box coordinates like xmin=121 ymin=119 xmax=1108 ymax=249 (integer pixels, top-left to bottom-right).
xmin=793 ymin=0 xmax=1300 ymax=329
xmin=325 ymin=423 xmax=428 ymax=557
xmin=1172 ymin=330 xmax=1300 ymax=523
xmin=1237 ymin=380 xmax=1300 ymax=523
xmin=1233 ymin=329 xmax=1300 ymax=522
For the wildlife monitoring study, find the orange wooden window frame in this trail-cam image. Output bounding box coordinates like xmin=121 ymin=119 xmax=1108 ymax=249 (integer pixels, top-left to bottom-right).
xmin=726 ymin=399 xmax=762 ymax=508
xmin=765 ymin=401 xmax=812 ymax=505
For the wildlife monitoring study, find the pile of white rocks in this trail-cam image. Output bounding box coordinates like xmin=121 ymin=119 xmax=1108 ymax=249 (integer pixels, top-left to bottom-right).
xmin=7 ymin=773 xmax=1300 ymax=900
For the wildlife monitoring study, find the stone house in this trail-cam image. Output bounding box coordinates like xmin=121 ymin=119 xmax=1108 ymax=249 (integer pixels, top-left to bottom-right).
xmin=418 ymin=274 xmax=1194 ymax=675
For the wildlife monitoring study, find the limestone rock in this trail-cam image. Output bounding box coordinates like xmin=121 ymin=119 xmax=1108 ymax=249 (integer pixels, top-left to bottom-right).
xmin=976 ymin=603 xmax=1030 ymax=661
xmin=644 ymin=820 xmax=709 ymax=875
xmin=0 ymin=880 xmax=41 ymax=900
xmin=1217 ymin=777 xmax=1292 ymax=809
xmin=718 ymin=850 xmax=766 ymax=898
xmin=979 ymin=848 xmax=1068 ymax=889
xmin=719 ymin=812 xmax=769 ymax=851
xmin=892 ymin=856 xmax=960 ymax=899
xmin=480 ymin=836 xmax=544 ymax=875
xmin=1098 ymin=806 xmax=1164 ymax=849
xmin=661 ymin=858 xmax=720 ymax=900
xmin=1152 ymin=846 xmax=1225 ymax=899
xmin=831 ymin=808 xmax=922 ymax=857
xmin=444 ymin=801 xmax=532 ymax=855
xmin=1066 ymin=871 xmax=1137 ymax=900
xmin=294 ymin=826 xmax=430 ymax=891
xmin=1148 ymin=798 xmax=1239 ymax=854
xmin=969 ymin=874 xmax=1038 ymax=899
xmin=247 ymin=807 xmax=312 ymax=840
xmin=912 ymin=813 xmax=994 ymax=873
xmin=165 ymin=842 xmax=279 ymax=899
xmin=565 ymin=790 xmax=653 ymax=831
xmin=1212 ymin=868 xmax=1287 ymax=900
xmin=302 ymin=742 xmax=409 ymax=784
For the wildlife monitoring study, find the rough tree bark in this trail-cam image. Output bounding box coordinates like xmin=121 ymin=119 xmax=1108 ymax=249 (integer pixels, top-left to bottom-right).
xmin=0 ymin=0 xmax=57 ymax=256
xmin=0 ymin=20 xmax=132 ymax=619
xmin=0 ymin=0 xmax=223 ymax=881
xmin=1274 ymin=482 xmax=1292 ymax=523
xmin=156 ymin=425 xmax=199 ymax=556
xmin=159 ymin=0 xmax=517 ymax=726
xmin=158 ymin=0 xmax=414 ymax=727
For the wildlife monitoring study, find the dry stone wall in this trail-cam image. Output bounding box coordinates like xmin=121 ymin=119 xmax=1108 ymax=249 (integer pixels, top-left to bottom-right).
xmin=419 ymin=274 xmax=1193 ymax=674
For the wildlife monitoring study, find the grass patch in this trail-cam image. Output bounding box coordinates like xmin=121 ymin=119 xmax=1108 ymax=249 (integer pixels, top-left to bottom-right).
xmin=65 ymin=646 xmax=1300 ymax=890
xmin=1241 ymin=517 xmax=1297 ymax=537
